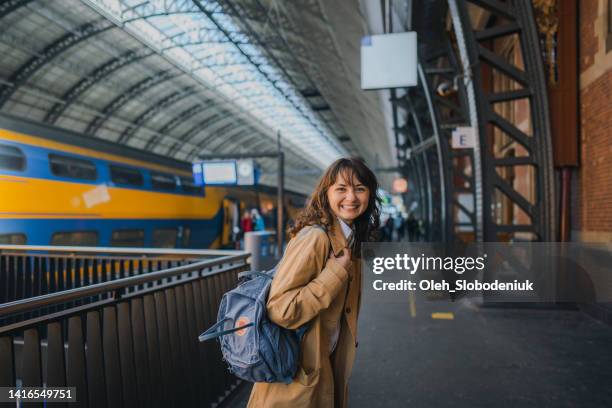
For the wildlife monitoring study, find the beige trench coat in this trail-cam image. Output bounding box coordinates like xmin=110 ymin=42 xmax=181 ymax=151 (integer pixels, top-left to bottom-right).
xmin=247 ymin=218 xmax=362 ymax=408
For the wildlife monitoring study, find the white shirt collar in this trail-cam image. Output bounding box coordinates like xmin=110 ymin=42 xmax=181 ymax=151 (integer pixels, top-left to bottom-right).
xmin=337 ymin=217 xmax=353 ymax=239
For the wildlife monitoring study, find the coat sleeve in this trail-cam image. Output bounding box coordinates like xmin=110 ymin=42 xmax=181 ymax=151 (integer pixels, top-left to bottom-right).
xmin=267 ymin=228 xmax=349 ymax=329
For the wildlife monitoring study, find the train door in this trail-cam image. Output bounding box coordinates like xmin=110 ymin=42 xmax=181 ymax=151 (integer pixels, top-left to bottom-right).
xmin=221 ymin=198 xmax=240 ymax=248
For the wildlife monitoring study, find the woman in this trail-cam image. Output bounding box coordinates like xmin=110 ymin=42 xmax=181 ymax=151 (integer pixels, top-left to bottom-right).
xmin=241 ymin=210 xmax=254 ymax=234
xmin=247 ymin=158 xmax=380 ymax=408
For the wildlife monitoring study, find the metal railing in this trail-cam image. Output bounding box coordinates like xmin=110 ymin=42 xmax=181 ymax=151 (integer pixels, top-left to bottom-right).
xmin=0 ymin=247 xmax=250 ymax=408
xmin=0 ymin=245 xmax=244 ymax=303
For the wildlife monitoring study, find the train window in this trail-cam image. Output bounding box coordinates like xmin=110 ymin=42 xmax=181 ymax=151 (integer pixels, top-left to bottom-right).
xmin=0 ymin=144 xmax=26 ymax=171
xmin=153 ymin=228 xmax=177 ymax=248
xmin=110 ymin=165 xmax=143 ymax=186
xmin=179 ymin=177 xmax=203 ymax=195
xmin=51 ymin=231 xmax=98 ymax=246
xmin=0 ymin=233 xmax=26 ymax=245
xmin=49 ymin=154 xmax=97 ymax=180
xmin=151 ymin=172 xmax=176 ymax=191
xmin=111 ymin=229 xmax=145 ymax=247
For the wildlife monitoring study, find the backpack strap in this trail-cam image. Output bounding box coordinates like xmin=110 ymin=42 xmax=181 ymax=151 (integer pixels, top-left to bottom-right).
xmin=291 ymin=224 xmax=332 ymax=339
xmin=312 ymin=224 xmax=334 ymax=257
xmin=198 ymin=318 xmax=254 ymax=342
xmin=238 ymin=271 xmax=273 ymax=280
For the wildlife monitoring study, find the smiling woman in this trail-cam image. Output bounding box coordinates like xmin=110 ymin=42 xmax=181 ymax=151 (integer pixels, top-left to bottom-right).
xmin=247 ymin=157 xmax=381 ymax=408
xmin=290 ymin=157 xmax=381 ymax=254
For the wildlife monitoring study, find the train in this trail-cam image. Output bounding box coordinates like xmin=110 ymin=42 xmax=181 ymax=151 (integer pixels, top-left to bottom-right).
xmin=0 ymin=113 xmax=306 ymax=249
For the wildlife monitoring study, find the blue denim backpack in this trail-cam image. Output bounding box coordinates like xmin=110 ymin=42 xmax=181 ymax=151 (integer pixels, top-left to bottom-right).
xmin=198 ymin=226 xmax=326 ymax=384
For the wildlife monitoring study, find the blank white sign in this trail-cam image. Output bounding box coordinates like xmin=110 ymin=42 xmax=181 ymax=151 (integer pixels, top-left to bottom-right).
xmin=202 ymin=161 xmax=237 ymax=185
xmin=361 ymin=32 xmax=418 ymax=90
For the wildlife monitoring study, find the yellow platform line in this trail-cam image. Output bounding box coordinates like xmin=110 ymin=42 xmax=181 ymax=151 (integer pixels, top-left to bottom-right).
xmin=408 ymin=291 xmax=417 ymax=318
xmin=431 ymin=312 xmax=454 ymax=320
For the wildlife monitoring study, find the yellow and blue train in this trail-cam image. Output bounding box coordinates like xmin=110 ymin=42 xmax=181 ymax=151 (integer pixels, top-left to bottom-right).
xmin=0 ymin=113 xmax=306 ymax=248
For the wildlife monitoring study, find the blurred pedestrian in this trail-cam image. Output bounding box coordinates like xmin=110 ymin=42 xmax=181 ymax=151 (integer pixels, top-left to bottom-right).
xmin=252 ymin=208 xmax=265 ymax=231
xmin=406 ymin=214 xmax=418 ymax=241
xmin=395 ymin=215 xmax=405 ymax=241
xmin=241 ymin=209 xmax=253 ymax=233
xmin=384 ymin=217 xmax=394 ymax=242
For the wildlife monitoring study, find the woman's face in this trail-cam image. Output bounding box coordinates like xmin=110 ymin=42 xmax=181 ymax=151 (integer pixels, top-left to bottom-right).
xmin=326 ymin=171 xmax=370 ymax=225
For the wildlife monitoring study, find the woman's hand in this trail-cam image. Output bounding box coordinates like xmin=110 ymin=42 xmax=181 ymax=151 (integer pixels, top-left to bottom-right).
xmin=329 ymin=247 xmax=351 ymax=270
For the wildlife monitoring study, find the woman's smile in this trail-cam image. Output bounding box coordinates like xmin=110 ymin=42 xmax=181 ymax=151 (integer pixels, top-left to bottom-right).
xmin=339 ymin=203 xmax=360 ymax=214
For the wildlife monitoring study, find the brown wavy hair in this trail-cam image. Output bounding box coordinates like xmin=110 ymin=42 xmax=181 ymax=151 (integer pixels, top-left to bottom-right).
xmin=289 ymin=157 xmax=381 ymax=252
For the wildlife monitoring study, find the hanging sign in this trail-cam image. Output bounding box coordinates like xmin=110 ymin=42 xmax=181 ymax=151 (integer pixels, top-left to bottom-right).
xmin=452 ymin=127 xmax=476 ymax=149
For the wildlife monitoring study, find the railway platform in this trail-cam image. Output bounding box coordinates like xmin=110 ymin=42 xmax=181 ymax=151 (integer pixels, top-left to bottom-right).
xmin=223 ymin=277 xmax=612 ymax=407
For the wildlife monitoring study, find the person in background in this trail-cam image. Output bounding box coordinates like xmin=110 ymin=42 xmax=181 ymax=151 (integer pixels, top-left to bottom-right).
xmin=377 ymin=214 xmax=388 ymax=241
xmin=252 ymin=208 xmax=265 ymax=231
xmin=395 ymin=215 xmax=405 ymax=242
xmin=384 ymin=216 xmax=394 ymax=242
xmin=240 ymin=209 xmax=254 ymax=249
xmin=417 ymin=219 xmax=426 ymax=241
xmin=241 ymin=209 xmax=254 ymax=234
xmin=406 ymin=213 xmax=418 ymax=241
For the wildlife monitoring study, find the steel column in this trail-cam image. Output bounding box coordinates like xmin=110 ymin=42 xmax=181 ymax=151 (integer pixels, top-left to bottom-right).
xmin=449 ymin=0 xmax=556 ymax=241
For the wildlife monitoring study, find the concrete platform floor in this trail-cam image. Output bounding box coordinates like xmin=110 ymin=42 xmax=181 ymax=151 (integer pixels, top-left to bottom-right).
xmin=223 ymin=290 xmax=612 ymax=407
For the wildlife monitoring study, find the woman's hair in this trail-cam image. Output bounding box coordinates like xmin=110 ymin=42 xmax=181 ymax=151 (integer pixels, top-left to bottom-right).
xmin=289 ymin=157 xmax=381 ymax=251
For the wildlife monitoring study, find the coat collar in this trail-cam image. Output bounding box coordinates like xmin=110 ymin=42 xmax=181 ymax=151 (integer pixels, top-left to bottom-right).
xmin=327 ymin=217 xmax=348 ymax=256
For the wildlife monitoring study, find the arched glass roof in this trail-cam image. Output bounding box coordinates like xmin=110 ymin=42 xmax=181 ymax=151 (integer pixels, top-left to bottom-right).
xmin=83 ymin=0 xmax=346 ymax=168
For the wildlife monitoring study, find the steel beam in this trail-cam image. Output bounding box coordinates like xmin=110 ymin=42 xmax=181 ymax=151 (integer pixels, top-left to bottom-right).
xmin=143 ymin=103 xmax=215 ymax=151
xmin=419 ymin=35 xmax=479 ymax=242
xmin=209 ymin=126 xmax=253 ymax=151
xmin=165 ymin=114 xmax=223 ymax=157
xmin=120 ymin=0 xmax=206 ymax=20
xmin=404 ymin=92 xmax=436 ymax=240
xmin=116 ymin=88 xmax=197 ymax=144
xmin=215 ymin=128 xmax=260 ymax=152
xmin=45 ymin=48 xmax=154 ymax=124
xmin=0 ymin=19 xmax=114 ymax=109
xmin=206 ymin=122 xmax=248 ymax=150
xmin=185 ymin=122 xmax=245 ymax=161
xmin=183 ymin=116 xmax=240 ymax=152
xmin=0 ymin=0 xmax=36 ymax=19
xmin=216 ymin=129 xmax=253 ymax=153
xmin=85 ymin=70 xmax=179 ymax=135
xmin=393 ymin=96 xmax=428 ymax=228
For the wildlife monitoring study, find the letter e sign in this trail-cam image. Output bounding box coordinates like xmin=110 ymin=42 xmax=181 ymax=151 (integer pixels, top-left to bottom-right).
xmin=452 ymin=127 xmax=476 ymax=149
